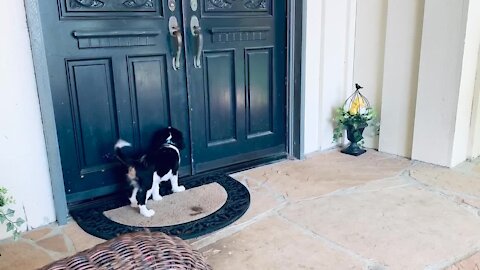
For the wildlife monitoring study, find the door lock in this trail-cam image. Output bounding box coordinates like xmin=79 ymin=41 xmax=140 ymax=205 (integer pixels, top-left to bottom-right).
xmin=168 ymin=0 xmax=176 ymax=11
xmin=190 ymin=0 xmax=198 ymax=11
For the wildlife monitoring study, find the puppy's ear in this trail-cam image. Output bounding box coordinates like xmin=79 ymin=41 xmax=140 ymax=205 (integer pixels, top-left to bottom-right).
xmin=150 ymin=127 xmax=170 ymax=149
xmin=171 ymin=128 xmax=186 ymax=150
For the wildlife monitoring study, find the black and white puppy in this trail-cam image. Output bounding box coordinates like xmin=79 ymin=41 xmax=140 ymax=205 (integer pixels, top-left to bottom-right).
xmin=114 ymin=127 xmax=186 ymax=217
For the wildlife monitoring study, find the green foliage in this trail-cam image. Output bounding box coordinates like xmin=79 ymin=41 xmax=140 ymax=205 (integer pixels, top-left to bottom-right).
xmin=0 ymin=187 xmax=13 ymax=207
xmin=332 ymin=106 xmax=379 ymax=143
xmin=0 ymin=187 xmax=24 ymax=241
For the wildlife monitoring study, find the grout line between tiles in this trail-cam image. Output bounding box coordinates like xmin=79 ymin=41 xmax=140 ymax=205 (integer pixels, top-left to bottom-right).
xmin=276 ymin=211 xmax=386 ymax=270
xmin=404 ymin=170 xmax=480 ymax=217
xmin=425 ymin=247 xmax=480 ymax=270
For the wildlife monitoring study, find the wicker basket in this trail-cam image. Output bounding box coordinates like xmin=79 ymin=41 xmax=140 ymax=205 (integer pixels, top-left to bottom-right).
xmin=39 ymin=231 xmax=212 ymax=270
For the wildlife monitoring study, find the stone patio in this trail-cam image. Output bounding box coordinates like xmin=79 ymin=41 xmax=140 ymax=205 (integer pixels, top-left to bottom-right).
xmin=1 ymin=149 xmax=480 ymax=269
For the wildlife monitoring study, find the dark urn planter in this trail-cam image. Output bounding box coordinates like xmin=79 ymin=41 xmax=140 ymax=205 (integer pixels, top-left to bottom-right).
xmin=341 ymin=123 xmax=367 ymax=156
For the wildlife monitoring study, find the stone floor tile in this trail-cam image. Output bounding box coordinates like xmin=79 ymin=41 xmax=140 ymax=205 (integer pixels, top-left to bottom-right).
xmin=410 ymin=163 xmax=480 ymax=198
xmin=461 ymin=158 xmax=480 ymax=176
xmin=230 ymin=173 xmax=265 ymax=191
xmin=235 ymin=184 xmax=283 ymax=225
xmin=36 ymin=234 xmax=69 ymax=253
xmin=474 ymin=164 xmax=480 ymax=175
xmin=230 ymin=175 xmax=285 ymax=225
xmin=23 ymin=227 xmax=53 ymax=242
xmin=280 ymin=183 xmax=480 ymax=270
xmin=0 ymin=240 xmax=52 ymax=270
xmin=454 ymin=160 xmax=480 ymax=175
xmin=446 ymin=252 xmax=480 ymax=270
xmin=241 ymin=150 xmax=412 ymax=201
xmin=331 ymin=176 xmax=414 ymax=195
xmin=200 ymin=216 xmax=364 ymax=270
xmin=187 ymin=176 xmax=285 ymax=247
xmin=463 ymin=198 xmax=480 ymax=210
xmin=62 ymin=222 xmax=104 ymax=253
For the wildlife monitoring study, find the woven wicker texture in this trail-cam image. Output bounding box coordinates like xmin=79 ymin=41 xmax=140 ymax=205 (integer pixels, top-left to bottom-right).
xmin=39 ymin=231 xmax=212 ymax=270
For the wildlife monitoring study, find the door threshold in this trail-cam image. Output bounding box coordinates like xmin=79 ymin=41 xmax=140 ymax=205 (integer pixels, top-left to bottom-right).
xmin=187 ymin=152 xmax=288 ymax=180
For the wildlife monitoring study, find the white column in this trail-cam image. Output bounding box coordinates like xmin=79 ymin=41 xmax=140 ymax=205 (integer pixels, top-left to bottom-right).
xmin=452 ymin=0 xmax=480 ymax=164
xmin=469 ymin=54 xmax=480 ymax=159
xmin=378 ymin=0 xmax=424 ymax=157
xmin=412 ymin=0 xmax=480 ymax=167
xmin=303 ymin=0 xmax=323 ymax=154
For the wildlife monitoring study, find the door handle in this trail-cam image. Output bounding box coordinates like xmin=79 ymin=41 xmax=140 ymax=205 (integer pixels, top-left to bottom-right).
xmin=190 ymin=16 xmax=203 ymax=68
xmin=171 ymin=29 xmax=183 ymax=70
xmin=193 ymin=26 xmax=203 ymax=68
xmin=169 ymin=17 xmax=182 ymax=70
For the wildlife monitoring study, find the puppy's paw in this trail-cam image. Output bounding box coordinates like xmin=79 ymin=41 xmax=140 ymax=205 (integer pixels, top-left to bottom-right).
xmin=142 ymin=209 xmax=155 ymax=218
xmin=129 ymin=198 xmax=138 ymax=208
xmin=172 ymin=185 xmax=185 ymax=193
xmin=139 ymin=205 xmax=155 ymax=217
xmin=152 ymin=194 xmax=163 ymax=201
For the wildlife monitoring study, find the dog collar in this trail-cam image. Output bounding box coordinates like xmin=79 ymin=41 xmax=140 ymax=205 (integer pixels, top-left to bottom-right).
xmin=162 ymin=143 xmax=180 ymax=156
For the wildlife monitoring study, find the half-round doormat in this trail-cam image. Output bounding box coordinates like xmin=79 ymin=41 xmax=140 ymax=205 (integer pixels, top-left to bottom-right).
xmin=104 ymin=182 xmax=228 ymax=227
xmin=70 ymin=174 xmax=250 ymax=240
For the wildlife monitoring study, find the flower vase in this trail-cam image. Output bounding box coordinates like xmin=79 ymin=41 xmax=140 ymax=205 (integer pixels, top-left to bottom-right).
xmin=341 ymin=123 xmax=367 ymax=156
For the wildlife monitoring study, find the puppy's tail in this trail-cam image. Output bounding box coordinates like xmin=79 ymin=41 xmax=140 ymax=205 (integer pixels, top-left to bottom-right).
xmin=114 ymin=139 xmax=132 ymax=166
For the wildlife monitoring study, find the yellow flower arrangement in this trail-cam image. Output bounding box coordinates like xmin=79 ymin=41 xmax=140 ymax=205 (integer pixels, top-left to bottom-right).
xmin=333 ymin=84 xmax=379 ymax=147
xmin=348 ymin=95 xmax=365 ymax=115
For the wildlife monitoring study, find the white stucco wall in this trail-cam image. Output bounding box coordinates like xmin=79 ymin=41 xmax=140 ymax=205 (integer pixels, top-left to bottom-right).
xmin=318 ymin=0 xmax=356 ymax=150
xmin=352 ymin=0 xmax=388 ymax=149
xmin=0 ymin=1 xmax=56 ymax=239
xmin=303 ymin=0 xmax=356 ymax=153
xmin=378 ymin=0 xmax=424 ymax=158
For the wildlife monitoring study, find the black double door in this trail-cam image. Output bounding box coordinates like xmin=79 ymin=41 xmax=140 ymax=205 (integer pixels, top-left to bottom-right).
xmin=39 ymin=0 xmax=287 ymax=203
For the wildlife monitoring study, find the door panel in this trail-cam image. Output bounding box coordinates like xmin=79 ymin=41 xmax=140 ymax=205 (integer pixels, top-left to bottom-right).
xmin=245 ymin=47 xmax=273 ymax=137
xmin=185 ymin=0 xmax=286 ymax=172
xmin=127 ymin=55 xmax=171 ymax=151
xmin=66 ymin=59 xmax=119 ymax=172
xmin=204 ymin=51 xmax=237 ymax=146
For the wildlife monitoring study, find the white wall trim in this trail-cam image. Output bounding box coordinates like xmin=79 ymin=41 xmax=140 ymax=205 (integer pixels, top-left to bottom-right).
xmin=468 ymin=47 xmax=480 ymax=159
xmin=316 ymin=0 xmax=327 ymax=149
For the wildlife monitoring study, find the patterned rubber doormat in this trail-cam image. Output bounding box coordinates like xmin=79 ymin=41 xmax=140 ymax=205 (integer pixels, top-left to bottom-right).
xmin=70 ymin=174 xmax=250 ymax=240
